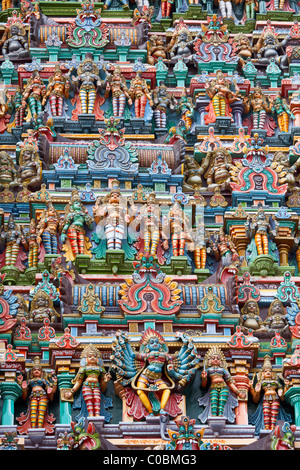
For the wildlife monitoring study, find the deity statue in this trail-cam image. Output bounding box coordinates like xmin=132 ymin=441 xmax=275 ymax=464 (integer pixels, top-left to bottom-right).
xmin=231 ymin=34 xmax=256 ymax=67
xmin=36 ymin=201 xmax=62 ymax=258
xmin=209 ymin=227 xmax=240 ymax=268
xmin=71 ymin=55 xmax=105 ymax=115
xmin=42 ymin=64 xmax=70 ymax=118
xmin=22 ymin=70 xmax=46 ymax=129
xmin=269 ymin=92 xmax=295 ymax=133
xmin=1 ymin=16 xmax=29 ymax=60
xmin=167 ymin=26 xmax=194 ymax=64
xmin=215 ymin=0 xmax=234 ymax=18
xmin=111 ymin=328 xmax=200 ymax=417
xmin=243 ymin=87 xmax=272 ymax=131
xmin=163 ymin=202 xmax=194 ymax=257
xmin=0 ymin=151 xmax=18 ymax=189
xmin=245 ymin=206 xmax=278 ymax=257
xmin=105 ymin=66 xmax=132 ymax=118
xmin=249 ymin=355 xmax=291 ymax=434
xmin=92 ymin=181 xmax=136 ymax=259
xmin=64 ymin=344 xmax=111 ymax=417
xmin=0 ymin=214 xmax=24 ymax=267
xmin=61 ymin=189 xmax=94 ymax=261
xmin=151 ymin=82 xmax=177 ymax=129
xmin=239 ymin=300 xmax=266 ymax=334
xmin=128 ymin=72 xmax=153 ymax=119
xmin=17 ymin=356 xmax=57 ymax=434
xmin=22 ymin=219 xmax=39 ymax=269
xmin=204 ymin=71 xmax=242 ymax=125
xmin=253 ymin=23 xmax=290 ymax=71
xmin=11 ymin=86 xmax=26 ymax=127
xmin=263 ymin=299 xmax=289 ymax=333
xmin=28 ymin=290 xmax=60 ymax=323
xmin=182 ymin=155 xmax=203 ymax=192
xmin=147 ymin=35 xmax=167 ymax=66
xmin=17 ymin=140 xmax=42 ymax=191
xmin=199 ymin=346 xmax=245 ymax=423
xmin=175 ymin=88 xmax=194 ymax=132
xmin=199 ymin=147 xmax=233 ymax=189
xmin=271 ymin=151 xmax=297 ymax=189
xmin=136 ymin=193 xmax=169 ymax=259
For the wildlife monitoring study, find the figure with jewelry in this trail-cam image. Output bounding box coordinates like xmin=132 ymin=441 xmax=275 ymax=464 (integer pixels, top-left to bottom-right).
xmin=71 ymin=54 xmax=106 ymax=116
xmin=17 ymin=140 xmax=42 ymax=192
xmin=199 ymin=147 xmax=233 ymax=190
xmin=243 ymin=87 xmax=274 ymax=133
xmin=0 ymin=214 xmax=27 ymax=269
xmin=151 ymin=82 xmax=177 ymax=129
xmin=16 ymin=356 xmax=57 ymax=434
xmin=64 ymin=344 xmax=111 ymax=418
xmin=28 ymin=290 xmax=60 ymax=323
xmin=0 ymin=14 xmax=29 ymax=60
xmin=249 ymin=355 xmax=292 ymax=435
xmin=61 ymin=189 xmax=94 ymax=261
xmin=239 ymin=300 xmax=266 ymax=334
xmin=175 ymin=88 xmax=194 ymax=132
xmin=269 ymin=92 xmax=295 ymax=133
xmin=105 ymin=66 xmax=132 ymax=118
xmin=36 ymin=201 xmax=62 ymax=257
xmin=111 ymin=328 xmax=200 ymax=419
xmin=0 ymin=151 xmax=18 ymax=189
xmin=10 ymin=87 xmax=26 ymax=128
xmin=163 ymin=202 xmax=193 ymax=257
xmin=92 ymin=182 xmax=136 ymax=260
xmin=204 ymin=71 xmax=242 ymax=125
xmin=22 ymin=70 xmax=46 ymax=129
xmin=199 ymin=346 xmax=245 ymax=423
xmin=22 ymin=219 xmax=39 ymax=269
xmin=245 ymin=206 xmax=278 ymax=258
xmin=128 ymin=72 xmax=153 ymax=119
xmin=209 ymin=227 xmax=240 ymax=268
xmin=147 ymin=35 xmax=168 ymax=66
xmin=42 ymin=64 xmax=70 ymax=118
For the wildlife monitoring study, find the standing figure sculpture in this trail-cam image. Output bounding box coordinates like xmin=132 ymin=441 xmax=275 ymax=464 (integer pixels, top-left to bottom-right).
xmin=105 ymin=66 xmax=132 ymax=118
xmin=164 ymin=202 xmax=193 ymax=257
xmin=128 ymin=72 xmax=153 ymax=119
xmin=245 ymin=206 xmax=278 ymax=256
xmin=61 ymin=189 xmax=94 ymax=260
xmin=192 ymin=221 xmax=209 ymax=270
xmin=36 ymin=201 xmax=62 ymax=255
xmin=249 ymin=355 xmax=291 ymax=434
xmin=175 ymin=88 xmax=194 ymax=132
xmin=11 ymin=86 xmax=26 ymax=127
xmin=64 ymin=344 xmax=111 ymax=418
xmin=151 ymin=82 xmax=177 ymax=129
xmin=42 ymin=64 xmax=70 ymax=118
xmin=17 ymin=356 xmax=57 ymax=434
xmin=204 ymin=71 xmax=241 ymax=125
xmin=269 ymin=92 xmax=295 ymax=133
xmin=22 ymin=219 xmax=39 ymax=269
xmin=243 ymin=87 xmax=272 ymax=131
xmin=0 ymin=214 xmax=23 ymax=267
xmin=72 ymin=55 xmax=105 ymax=115
xmin=22 ymin=70 xmax=46 ymax=129
xmin=17 ymin=140 xmax=42 ymax=192
xmin=199 ymin=346 xmax=244 ymax=423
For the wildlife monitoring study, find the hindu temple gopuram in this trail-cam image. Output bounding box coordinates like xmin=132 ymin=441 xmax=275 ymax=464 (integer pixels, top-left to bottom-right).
xmin=2 ymin=0 xmax=300 ymax=453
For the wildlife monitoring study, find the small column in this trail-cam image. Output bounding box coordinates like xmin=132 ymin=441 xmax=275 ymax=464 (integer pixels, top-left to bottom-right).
xmin=0 ymin=380 xmax=22 ymax=426
xmin=230 ymin=360 xmax=251 ymax=425
xmin=57 ymin=372 xmax=75 ymax=425
xmin=284 ymin=386 xmax=300 ymax=426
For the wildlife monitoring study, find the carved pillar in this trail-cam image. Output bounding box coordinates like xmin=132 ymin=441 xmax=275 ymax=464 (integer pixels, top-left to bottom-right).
xmin=230 ymin=360 xmax=250 ymax=425
xmin=57 ymin=371 xmax=75 ymax=425
xmin=284 ymin=386 xmax=300 ymax=426
xmin=229 ymin=225 xmax=249 ymax=268
xmin=274 ymin=234 xmax=294 ymax=266
xmin=290 ymin=102 xmax=300 ymax=127
xmin=0 ymin=380 xmax=22 ymax=425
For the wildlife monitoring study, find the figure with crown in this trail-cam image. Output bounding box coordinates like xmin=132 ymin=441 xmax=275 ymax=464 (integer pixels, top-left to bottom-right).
xmin=111 ymin=328 xmax=200 ymax=419
xmin=64 ymin=344 xmax=111 ymax=417
xmin=198 ymin=346 xmax=245 ymax=423
xmin=16 ymin=356 xmax=57 ymax=434
xmin=61 ymin=189 xmax=94 ymax=261
xmin=36 ymin=200 xmax=62 ymax=256
xmin=42 ymin=64 xmax=70 ymax=118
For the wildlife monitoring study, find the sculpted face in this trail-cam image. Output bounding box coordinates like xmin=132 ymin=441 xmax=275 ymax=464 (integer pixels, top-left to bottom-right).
xmin=148 ymin=337 xmax=161 ymax=351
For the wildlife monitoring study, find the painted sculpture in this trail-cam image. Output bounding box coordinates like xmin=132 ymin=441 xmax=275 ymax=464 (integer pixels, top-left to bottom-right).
xmin=42 ymin=64 xmax=70 ymax=118
xmin=111 ymin=328 xmax=200 ymax=419
xmin=36 ymin=201 xmax=62 ymax=256
xmin=17 ymin=356 xmax=57 ymax=434
xmin=64 ymin=344 xmax=111 ymax=418
xmin=199 ymin=346 xmax=245 ymax=423
xmin=105 ymin=66 xmax=132 ymax=118
xmin=61 ymin=190 xmax=94 ymax=261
